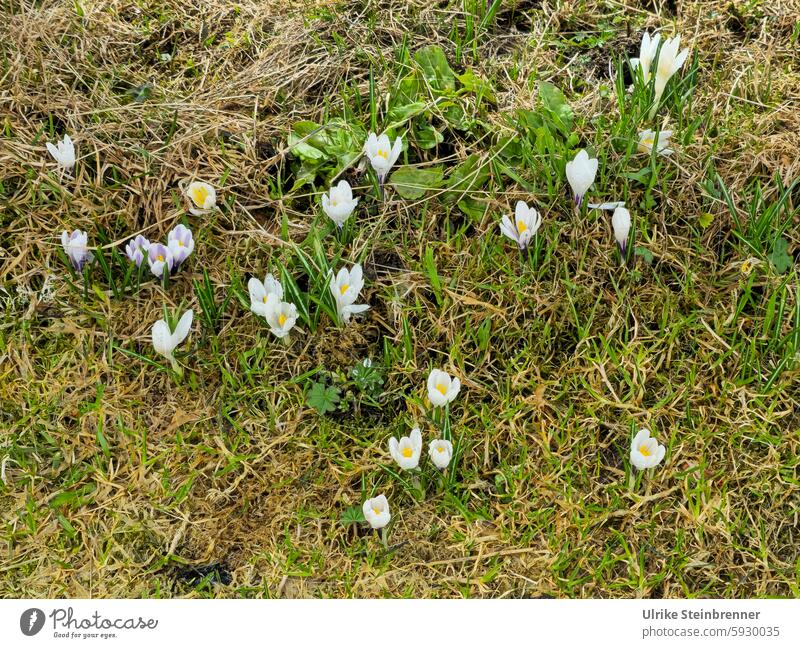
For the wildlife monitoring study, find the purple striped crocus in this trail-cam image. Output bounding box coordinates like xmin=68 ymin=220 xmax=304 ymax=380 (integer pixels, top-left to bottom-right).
xmin=125 ymin=235 xmax=150 ymax=267
xmin=147 ymin=242 xmax=174 ymax=278
xmin=167 ymin=224 xmax=194 ymax=268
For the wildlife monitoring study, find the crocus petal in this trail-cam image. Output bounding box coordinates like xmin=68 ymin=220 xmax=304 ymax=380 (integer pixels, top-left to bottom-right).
xmin=632 ymin=429 xmax=650 ymax=448
xmin=248 ymin=277 xmax=267 ymax=307
xmin=410 ymin=427 xmax=422 ymax=451
xmin=449 ymin=377 xmax=461 ymax=400
xmin=173 ymin=310 xmax=194 ymax=345
xmin=152 ymin=320 xmax=174 ymax=357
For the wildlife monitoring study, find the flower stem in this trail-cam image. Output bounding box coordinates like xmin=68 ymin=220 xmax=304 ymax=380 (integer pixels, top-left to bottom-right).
xmin=170 ymin=357 xmax=184 ymax=380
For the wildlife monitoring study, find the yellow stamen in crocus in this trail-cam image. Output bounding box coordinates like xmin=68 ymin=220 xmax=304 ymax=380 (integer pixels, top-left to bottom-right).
xmin=191 ymin=185 xmax=209 ymax=207
xmin=436 ymin=383 xmax=447 ymax=396
xmin=639 ymin=444 xmax=651 ymax=457
xmin=437 ymin=446 xmax=445 ymax=453
xmin=402 ymin=447 xmax=413 ymax=458
xmin=278 ymin=313 xmax=287 ymax=327
xmin=340 ymin=284 xmax=349 ymax=295
xmin=516 ymin=220 xmax=528 ymax=234
xmin=376 ymin=149 xmax=389 ymax=159
xmin=372 ymin=507 xmax=381 ymax=515
xmin=263 ymin=296 xmax=267 ymax=304
xmin=157 ymin=255 xmax=164 ymax=262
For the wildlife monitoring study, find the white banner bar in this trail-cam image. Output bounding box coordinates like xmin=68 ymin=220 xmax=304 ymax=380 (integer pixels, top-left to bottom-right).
xmin=1 ymin=599 xmax=798 ymax=647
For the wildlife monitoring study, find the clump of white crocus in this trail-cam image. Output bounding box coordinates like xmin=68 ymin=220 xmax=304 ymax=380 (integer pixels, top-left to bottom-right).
xmin=638 ymin=129 xmax=673 ymax=156
xmin=330 ymin=263 xmax=369 ymax=325
xmin=248 ymin=274 xmax=284 ymax=318
xmin=612 ymin=206 xmax=632 ymax=259
xmin=630 ymin=428 xmax=666 ymax=470
xmin=364 ymin=132 xmax=402 ymax=185
xmin=362 ymin=494 xmax=390 ymax=530
xmin=389 ymin=427 xmax=423 ymax=471
xmin=322 ymin=180 xmax=359 ymax=228
xmin=147 ymin=242 xmax=174 ymax=278
xmin=650 ymin=35 xmax=690 ymax=118
xmin=265 ymin=300 xmax=298 ymax=339
xmin=47 ymin=134 xmax=76 ymax=172
xmin=185 ymin=181 xmax=216 ymax=215
xmin=630 ymin=31 xmax=661 ymax=84
xmin=565 ymin=149 xmax=598 ymax=207
xmin=428 ymin=439 xmax=453 ymax=470
xmin=61 ymin=230 xmax=93 ymax=272
xmin=427 ymin=369 xmax=460 ymax=408
xmin=125 ymin=235 xmax=150 ymax=268
xmin=167 ymin=224 xmax=195 ymax=269
xmin=499 ymin=200 xmax=542 ymax=250
xmin=151 ymin=309 xmax=193 ymax=373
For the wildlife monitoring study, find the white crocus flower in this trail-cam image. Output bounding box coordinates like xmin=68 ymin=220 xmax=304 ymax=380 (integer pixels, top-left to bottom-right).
xmin=428 ymin=439 xmax=453 ymax=469
xmin=248 ymin=274 xmax=283 ymax=318
xmin=364 ymin=132 xmax=402 ymax=184
xmin=651 ymin=35 xmax=690 ymax=118
xmin=265 ymin=300 xmax=298 ymax=339
xmin=329 ymin=264 xmax=369 ymax=324
xmin=638 ymin=129 xmax=673 ymax=156
xmin=151 ymin=309 xmax=193 ymax=372
xmin=185 ymin=181 xmax=216 ymax=215
xmin=630 ymin=31 xmax=661 ymax=84
xmin=46 ymin=134 xmax=76 ymax=172
xmin=61 ymin=229 xmax=93 ymax=271
xmin=322 ymin=180 xmax=359 ymax=228
xmin=362 ymin=494 xmax=390 ymax=530
xmin=630 ymin=428 xmax=666 ymax=471
xmin=612 ymin=206 xmax=632 ymax=259
xmin=499 ymin=200 xmax=542 ymax=250
xmin=388 ymin=427 xmax=423 ymax=471
xmin=565 ymin=149 xmax=598 ymax=207
xmin=427 ymin=369 xmax=461 ymax=408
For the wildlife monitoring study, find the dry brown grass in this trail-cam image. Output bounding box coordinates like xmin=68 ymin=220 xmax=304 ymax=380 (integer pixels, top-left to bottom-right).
xmin=1 ymin=0 xmax=798 ymax=598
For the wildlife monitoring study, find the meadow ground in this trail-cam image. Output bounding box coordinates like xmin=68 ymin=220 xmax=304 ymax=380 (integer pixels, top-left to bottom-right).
xmin=1 ymin=0 xmax=799 ymax=598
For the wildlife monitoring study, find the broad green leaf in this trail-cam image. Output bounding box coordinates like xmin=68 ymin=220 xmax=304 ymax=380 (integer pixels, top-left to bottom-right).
xmin=390 ymin=166 xmax=444 ymax=199
xmin=287 ymin=134 xmax=325 ymax=161
xmin=394 ymin=75 xmax=420 ymax=104
xmin=458 ymin=70 xmax=496 ymax=103
xmin=768 ymin=238 xmax=792 ymax=274
xmin=306 ymin=382 xmax=340 ymax=415
xmin=413 ymin=120 xmax=444 ymax=149
xmin=385 ymin=101 xmax=427 ymax=127
xmin=457 ymin=197 xmax=486 ymax=220
xmin=516 ymin=109 xmax=544 ymax=131
xmin=340 ymin=505 xmax=366 ymax=526
xmin=288 ymin=121 xmax=333 ymax=162
xmin=539 ymin=82 xmax=574 ymax=135
xmin=414 ymin=45 xmax=455 ymax=93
